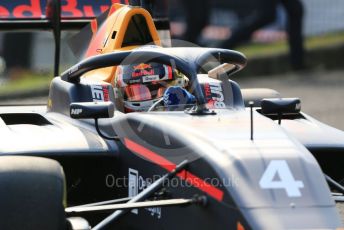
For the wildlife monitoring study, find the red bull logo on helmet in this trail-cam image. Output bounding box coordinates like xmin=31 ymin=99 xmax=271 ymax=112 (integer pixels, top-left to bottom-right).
xmin=132 ymin=64 xmax=155 ymax=78
xmin=133 ymin=63 xmax=152 ymax=71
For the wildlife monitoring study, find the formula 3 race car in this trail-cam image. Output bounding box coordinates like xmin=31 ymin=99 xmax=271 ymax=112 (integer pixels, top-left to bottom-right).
xmin=1 ymin=1 xmax=344 ymax=230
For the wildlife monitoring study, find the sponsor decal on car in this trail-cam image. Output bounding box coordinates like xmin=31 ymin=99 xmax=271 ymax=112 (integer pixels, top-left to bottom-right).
xmin=203 ymin=82 xmax=226 ymax=109
xmin=128 ymin=168 xmax=162 ymax=219
xmin=91 ymin=85 xmax=109 ymax=102
xmin=71 ymin=108 xmax=83 ymax=115
xmin=0 ymin=0 xmax=129 ymax=19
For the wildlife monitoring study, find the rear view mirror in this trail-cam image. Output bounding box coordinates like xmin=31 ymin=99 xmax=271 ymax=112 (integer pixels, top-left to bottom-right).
xmin=261 ymin=98 xmax=301 ymax=115
xmin=70 ymin=102 xmax=114 ymax=119
xmin=261 ymin=98 xmax=301 ymax=124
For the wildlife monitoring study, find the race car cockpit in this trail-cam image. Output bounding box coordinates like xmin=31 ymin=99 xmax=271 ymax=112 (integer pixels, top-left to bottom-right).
xmin=113 ymin=61 xmax=192 ymax=113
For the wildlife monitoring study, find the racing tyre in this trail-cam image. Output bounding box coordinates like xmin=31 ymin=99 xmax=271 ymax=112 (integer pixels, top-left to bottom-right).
xmin=0 ymin=156 xmax=66 ymax=230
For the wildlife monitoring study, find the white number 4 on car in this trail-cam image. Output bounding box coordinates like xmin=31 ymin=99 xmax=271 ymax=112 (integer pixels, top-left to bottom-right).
xmin=259 ymin=160 xmax=304 ymax=197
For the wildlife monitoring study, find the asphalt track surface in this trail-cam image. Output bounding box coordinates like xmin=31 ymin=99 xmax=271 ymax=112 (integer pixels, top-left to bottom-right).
xmin=1 ymin=69 xmax=344 ymax=223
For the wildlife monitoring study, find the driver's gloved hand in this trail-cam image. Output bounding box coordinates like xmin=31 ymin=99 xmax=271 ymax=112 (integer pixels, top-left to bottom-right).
xmin=163 ymin=86 xmax=196 ymax=110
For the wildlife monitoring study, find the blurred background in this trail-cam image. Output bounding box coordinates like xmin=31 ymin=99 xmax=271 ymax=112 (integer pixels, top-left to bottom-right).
xmin=0 ymin=0 xmax=343 ymax=129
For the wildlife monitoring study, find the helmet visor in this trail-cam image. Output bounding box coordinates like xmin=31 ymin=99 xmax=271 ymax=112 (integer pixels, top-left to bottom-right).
xmin=124 ymin=84 xmax=167 ymax=102
xmin=124 ymin=84 xmax=152 ymax=102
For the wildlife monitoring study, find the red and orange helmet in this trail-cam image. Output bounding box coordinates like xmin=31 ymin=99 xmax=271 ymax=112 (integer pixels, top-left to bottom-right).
xmin=114 ymin=62 xmax=188 ymax=112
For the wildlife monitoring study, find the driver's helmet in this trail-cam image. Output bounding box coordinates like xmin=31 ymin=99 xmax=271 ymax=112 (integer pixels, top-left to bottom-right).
xmin=114 ymin=62 xmax=188 ymax=113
